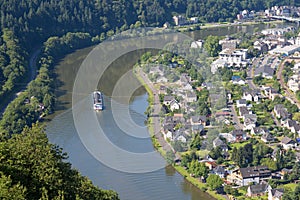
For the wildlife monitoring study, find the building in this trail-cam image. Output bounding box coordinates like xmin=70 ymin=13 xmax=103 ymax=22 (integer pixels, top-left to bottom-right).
xmin=247 ymin=183 xmax=268 ymax=197
xmin=261 ymin=132 xmax=275 ymax=143
xmin=268 ymin=188 xmax=284 ymax=200
xmin=173 ymin=15 xmax=187 ymax=26
xmin=163 ymin=96 xmax=175 ymax=105
xmin=255 ymin=66 xmax=275 ymax=79
xmin=269 ymin=45 xmax=300 ymax=56
xmin=219 ymin=48 xmax=248 ymax=67
xmin=236 ymin=99 xmax=247 ymax=108
xmin=243 ymin=114 xmax=257 ymax=130
xmin=280 ymin=136 xmax=297 ymax=150
xmin=274 ymin=104 xmax=290 ymax=120
xmin=227 ymin=166 xmax=271 ymax=186
xmin=211 ymin=58 xmax=228 ymax=74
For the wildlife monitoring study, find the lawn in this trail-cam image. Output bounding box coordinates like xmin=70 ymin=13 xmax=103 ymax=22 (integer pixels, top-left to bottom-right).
xmin=230 ymin=141 xmax=251 ymax=149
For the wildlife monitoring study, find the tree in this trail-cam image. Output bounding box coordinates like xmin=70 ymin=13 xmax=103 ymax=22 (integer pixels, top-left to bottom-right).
xmin=166 ymin=151 xmax=175 ymax=165
xmin=204 ymin=36 xmax=221 ymax=57
xmin=206 ymin=174 xmax=223 ymax=190
xmin=190 ymin=134 xmax=202 ymax=150
xmin=188 ymin=159 xmax=209 ymax=178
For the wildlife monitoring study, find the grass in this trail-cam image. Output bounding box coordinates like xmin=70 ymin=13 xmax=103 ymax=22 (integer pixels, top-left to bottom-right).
xmin=230 ymin=141 xmax=251 ymax=149
xmin=280 ymin=183 xmax=298 ymax=191
xmin=174 ymin=166 xmax=226 ymax=200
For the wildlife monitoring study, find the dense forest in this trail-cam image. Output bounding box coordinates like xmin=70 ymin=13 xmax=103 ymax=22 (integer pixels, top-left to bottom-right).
xmin=0 ymin=0 xmax=299 ymax=199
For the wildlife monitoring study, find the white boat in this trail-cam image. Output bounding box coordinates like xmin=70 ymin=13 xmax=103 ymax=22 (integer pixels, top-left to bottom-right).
xmin=93 ymin=91 xmax=104 ymax=111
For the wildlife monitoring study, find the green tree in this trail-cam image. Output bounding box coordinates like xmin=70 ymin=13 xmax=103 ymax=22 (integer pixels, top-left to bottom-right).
xmin=204 ymin=36 xmax=221 ymax=57
xmin=206 ymin=174 xmax=223 ymax=190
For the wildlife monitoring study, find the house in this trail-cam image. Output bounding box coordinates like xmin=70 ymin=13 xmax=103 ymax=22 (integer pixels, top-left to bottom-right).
xmin=254 ymin=41 xmax=269 ymax=53
xmin=191 ymin=39 xmax=204 ymax=49
xmin=190 ymin=115 xmax=207 ymax=126
xmin=242 ymin=89 xmax=260 ymax=102
xmin=213 ymin=137 xmax=228 ymax=152
xmin=163 ymin=96 xmax=175 ymax=105
xmin=186 ymin=91 xmax=197 ymax=103
xmin=230 ymin=130 xmax=247 ymax=142
xmin=264 ymin=87 xmax=280 ymax=100
xmin=280 ymin=136 xmax=297 ymax=150
xmin=173 ymin=15 xmax=187 ymax=26
xmin=274 ymin=104 xmax=290 ymax=120
xmin=162 ymin=124 xmax=175 ymax=141
xmin=247 ymin=183 xmax=268 ymax=197
xmin=268 ymin=188 xmax=284 ymax=200
xmin=170 ymin=100 xmax=180 ymax=111
xmin=255 ymin=66 xmax=275 ymax=79
xmin=174 ymin=133 xmax=187 ymax=143
xmin=219 ymin=48 xmax=248 ymax=67
xmin=284 ymin=119 xmax=300 ymax=134
xmin=261 ymin=132 xmax=275 ymax=143
xmin=180 ymin=73 xmax=191 ymax=85
xmin=243 ymin=114 xmax=257 ymax=130
xmin=239 ymin=106 xmax=251 ymax=117
xmin=191 ymin=124 xmax=204 ymax=134
xmin=236 ymin=99 xmax=247 ymax=108
xmin=214 ymin=166 xmax=226 ymax=179
xmin=156 ymin=76 xmax=168 ymax=83
xmin=159 ymin=85 xmax=167 ymax=94
xmin=219 ymin=37 xmax=240 ymax=50
xmin=227 ymin=166 xmax=271 ymax=186
xmin=251 ymin=127 xmax=268 ymax=135
xmin=211 ymin=58 xmax=228 ymax=74
xmin=232 ymin=76 xmax=246 ymax=85
xmin=204 ymin=161 xmax=217 ymax=170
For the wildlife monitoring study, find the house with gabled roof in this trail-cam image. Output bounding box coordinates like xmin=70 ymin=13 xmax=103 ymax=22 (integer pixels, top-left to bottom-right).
xmin=268 ymin=187 xmax=284 ymax=200
xmin=213 ymin=137 xmax=228 ymax=152
xmin=284 ymin=119 xmax=300 ymax=134
xmin=247 ymin=183 xmax=268 ymax=197
xmin=190 ymin=115 xmax=207 ymax=126
xmin=280 ymin=136 xmax=297 ymax=150
xmin=255 ymin=66 xmax=275 ymax=79
xmin=274 ymin=104 xmax=290 ymax=120
xmin=229 ymin=130 xmax=247 ymax=142
xmin=251 ymin=127 xmax=268 ymax=135
xmin=227 ymin=166 xmax=271 ymax=186
xmin=239 ymin=106 xmax=251 ymax=117
xmin=214 ymin=165 xmax=226 ymax=179
xmin=163 ymin=95 xmax=175 ymax=105
xmin=261 ymin=132 xmax=275 ymax=143
xmin=243 ymin=114 xmax=257 ymax=130
xmin=236 ymin=99 xmax=247 ymax=108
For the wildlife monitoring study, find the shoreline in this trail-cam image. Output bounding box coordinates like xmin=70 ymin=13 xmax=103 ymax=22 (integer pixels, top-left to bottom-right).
xmin=133 ymin=66 xmax=226 ymax=200
xmin=173 ymin=19 xmax=284 ymax=32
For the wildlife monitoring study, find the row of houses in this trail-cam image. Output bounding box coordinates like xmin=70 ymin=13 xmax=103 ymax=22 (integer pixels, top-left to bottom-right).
xmin=287 ymin=62 xmax=300 ymax=93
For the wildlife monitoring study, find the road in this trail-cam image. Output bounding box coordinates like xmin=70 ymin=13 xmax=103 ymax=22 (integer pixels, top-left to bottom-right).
xmin=277 ymin=59 xmax=300 ymax=109
xmin=137 ymin=68 xmax=176 ymax=156
xmin=0 ymin=48 xmax=41 ymax=114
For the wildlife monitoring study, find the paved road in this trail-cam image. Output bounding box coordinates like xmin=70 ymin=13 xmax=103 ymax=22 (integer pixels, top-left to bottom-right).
xmin=0 ymin=48 xmax=41 ymax=114
xmin=277 ymin=59 xmax=300 ymax=109
xmin=230 ymin=104 xmax=243 ymax=130
xmin=137 ymin=68 xmax=175 ymax=155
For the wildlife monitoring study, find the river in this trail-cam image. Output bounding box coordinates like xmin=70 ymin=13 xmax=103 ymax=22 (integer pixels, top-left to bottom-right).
xmin=46 ymin=22 xmax=293 ymax=200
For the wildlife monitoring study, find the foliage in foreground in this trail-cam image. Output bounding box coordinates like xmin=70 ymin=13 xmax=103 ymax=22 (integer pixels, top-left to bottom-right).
xmin=0 ymin=124 xmax=119 ymax=200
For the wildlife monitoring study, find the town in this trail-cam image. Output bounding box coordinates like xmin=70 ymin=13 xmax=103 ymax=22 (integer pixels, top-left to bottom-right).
xmin=137 ymin=6 xmax=300 ymax=200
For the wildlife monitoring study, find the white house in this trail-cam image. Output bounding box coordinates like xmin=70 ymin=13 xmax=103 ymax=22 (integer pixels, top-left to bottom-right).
xmin=170 ymin=100 xmax=180 ymax=111
xmin=219 ymin=48 xmax=248 ymax=67
xmin=280 ymin=136 xmax=297 ymax=150
xmin=236 ymin=99 xmax=247 ymax=108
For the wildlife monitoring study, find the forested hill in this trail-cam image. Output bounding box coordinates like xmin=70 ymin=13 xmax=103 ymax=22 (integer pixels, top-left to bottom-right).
xmin=0 ymin=0 xmax=298 ymax=46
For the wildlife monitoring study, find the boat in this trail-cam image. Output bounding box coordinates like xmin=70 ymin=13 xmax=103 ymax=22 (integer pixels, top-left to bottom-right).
xmin=93 ymin=91 xmax=104 ymax=111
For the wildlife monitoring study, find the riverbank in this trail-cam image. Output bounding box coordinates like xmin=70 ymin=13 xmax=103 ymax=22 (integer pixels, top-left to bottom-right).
xmin=174 ymin=19 xmax=284 ymax=32
xmin=133 ymin=66 xmax=226 ymax=200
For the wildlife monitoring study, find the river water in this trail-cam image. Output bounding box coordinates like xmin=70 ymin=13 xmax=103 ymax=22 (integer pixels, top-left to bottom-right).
xmin=46 ymin=23 xmax=293 ymax=200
